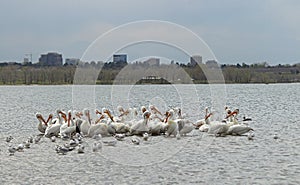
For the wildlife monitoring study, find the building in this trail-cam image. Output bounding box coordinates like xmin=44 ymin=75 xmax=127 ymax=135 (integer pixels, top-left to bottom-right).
xmin=143 ymin=58 xmax=160 ymax=66
xmin=38 ymin=52 xmax=63 ymax=66
xmin=206 ymin=60 xmax=219 ymax=68
xmin=113 ymin=54 xmax=127 ymax=63
xmin=190 ymin=55 xmax=202 ymax=66
xmin=65 ymin=58 xmax=80 ymax=65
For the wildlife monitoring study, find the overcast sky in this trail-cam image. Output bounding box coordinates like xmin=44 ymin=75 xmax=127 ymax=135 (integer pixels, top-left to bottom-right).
xmin=1 ymin=0 xmax=300 ymax=64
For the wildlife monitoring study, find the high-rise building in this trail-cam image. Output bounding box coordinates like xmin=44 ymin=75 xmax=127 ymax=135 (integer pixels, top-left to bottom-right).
xmin=190 ymin=55 xmax=202 ymax=66
xmin=143 ymin=58 xmax=160 ymax=66
xmin=113 ymin=54 xmax=127 ymax=63
xmin=65 ymin=58 xmax=80 ymax=65
xmin=38 ymin=52 xmax=63 ymax=66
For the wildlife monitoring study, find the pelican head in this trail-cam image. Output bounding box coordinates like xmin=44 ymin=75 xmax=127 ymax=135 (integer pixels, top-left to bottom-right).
xmin=141 ymin=106 xmax=147 ymax=113
xmin=143 ymin=111 xmax=151 ymax=119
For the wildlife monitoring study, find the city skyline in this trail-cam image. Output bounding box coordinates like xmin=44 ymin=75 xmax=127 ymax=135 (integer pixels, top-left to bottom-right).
xmin=1 ymin=0 xmax=300 ymax=65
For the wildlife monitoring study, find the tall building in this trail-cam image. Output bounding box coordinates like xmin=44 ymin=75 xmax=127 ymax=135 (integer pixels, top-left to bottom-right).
xmin=38 ymin=52 xmax=63 ymax=66
xmin=65 ymin=58 xmax=80 ymax=65
xmin=190 ymin=55 xmax=202 ymax=66
xmin=113 ymin=54 xmax=127 ymax=63
xmin=143 ymin=58 xmax=160 ymax=66
xmin=206 ymin=60 xmax=219 ymax=68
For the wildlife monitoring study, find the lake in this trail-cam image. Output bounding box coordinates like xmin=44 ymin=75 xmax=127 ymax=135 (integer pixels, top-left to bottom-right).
xmin=0 ymin=84 xmax=299 ymax=184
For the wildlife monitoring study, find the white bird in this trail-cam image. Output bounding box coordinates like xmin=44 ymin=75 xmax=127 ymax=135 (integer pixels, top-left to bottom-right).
xmin=8 ymin=146 xmax=17 ymax=156
xmin=178 ymin=119 xmax=194 ymax=136
xmin=131 ymin=136 xmax=140 ymax=145
xmin=194 ymin=107 xmax=208 ymax=129
xmin=273 ymin=134 xmax=279 ymax=139
xmin=102 ymin=139 xmax=117 ymax=146
xmin=130 ymin=111 xmax=151 ymax=136
xmin=79 ymin=109 xmax=91 ymax=136
xmin=24 ymin=140 xmax=30 ymax=148
xmin=34 ymin=135 xmax=42 ymax=143
xmin=206 ymin=113 xmax=229 ymax=137
xmin=92 ymin=142 xmax=102 ymax=152
xmin=143 ymin=133 xmax=149 ymax=141
xmin=227 ymin=124 xmax=253 ymax=136
xmin=44 ymin=114 xmax=61 ymax=137
xmin=5 ymin=136 xmax=13 ymax=142
xmin=50 ymin=136 xmax=56 ymax=142
xmin=114 ymin=133 xmax=125 ymax=141
xmin=92 ymin=134 xmax=102 ymax=141
xmin=55 ymin=145 xmax=69 ymax=155
xmin=60 ymin=110 xmax=76 ymax=136
xmin=17 ymin=143 xmax=24 ymax=152
xmin=36 ymin=113 xmax=48 ymax=134
xmin=77 ymin=144 xmax=85 ymax=154
xmin=165 ymin=110 xmax=178 ymax=137
xmin=247 ymin=132 xmax=255 ymax=140
xmin=28 ymin=136 xmax=33 ymax=143
xmin=88 ymin=109 xmax=110 ymax=137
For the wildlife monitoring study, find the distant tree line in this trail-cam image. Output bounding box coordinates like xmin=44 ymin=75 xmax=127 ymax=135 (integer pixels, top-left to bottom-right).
xmin=0 ymin=61 xmax=299 ymax=85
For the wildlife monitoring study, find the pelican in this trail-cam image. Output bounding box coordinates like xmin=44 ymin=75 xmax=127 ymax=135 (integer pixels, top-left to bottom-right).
xmin=130 ymin=111 xmax=151 ymax=136
xmin=199 ymin=112 xmax=211 ymax=132
xmin=36 ymin=113 xmax=47 ymax=134
xmin=178 ymin=119 xmax=194 ymax=136
xmin=207 ymin=113 xmax=229 ymax=137
xmin=88 ymin=109 xmax=109 ymax=137
xmin=103 ymin=108 xmax=130 ymax=134
xmin=194 ymin=107 xmax=208 ymax=129
xmin=59 ymin=110 xmax=76 ymax=136
xmin=165 ymin=110 xmax=178 ymax=137
xmin=44 ymin=114 xmax=61 ymax=137
xmin=79 ymin=109 xmax=91 ymax=136
xmin=148 ymin=114 xmax=166 ymax=135
xmin=227 ymin=124 xmax=253 ymax=136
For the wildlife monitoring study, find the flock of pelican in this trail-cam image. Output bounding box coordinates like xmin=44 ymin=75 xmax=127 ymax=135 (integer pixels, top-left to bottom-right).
xmin=6 ymin=105 xmax=254 ymax=155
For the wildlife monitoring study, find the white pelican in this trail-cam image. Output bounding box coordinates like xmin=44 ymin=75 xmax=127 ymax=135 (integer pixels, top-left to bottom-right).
xmin=103 ymin=108 xmax=129 ymax=134
xmin=147 ymin=113 xmax=167 ymax=135
xmin=59 ymin=110 xmax=76 ymax=136
xmin=36 ymin=113 xmax=47 ymax=134
xmin=178 ymin=119 xmax=194 ymax=136
xmin=79 ymin=109 xmax=91 ymax=136
xmin=44 ymin=114 xmax=61 ymax=137
xmin=207 ymin=113 xmax=229 ymax=137
xmin=226 ymin=124 xmax=253 ymax=135
xmin=88 ymin=110 xmax=109 ymax=137
xmin=165 ymin=110 xmax=178 ymax=137
xmin=194 ymin=107 xmax=208 ymax=129
xmin=130 ymin=111 xmax=151 ymax=136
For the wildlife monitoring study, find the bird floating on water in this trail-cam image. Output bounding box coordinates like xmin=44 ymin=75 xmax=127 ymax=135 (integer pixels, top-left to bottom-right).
xmin=247 ymin=132 xmax=255 ymax=140
xmin=6 ymin=136 xmax=13 ymax=142
xmin=8 ymin=146 xmax=17 ymax=156
xmin=143 ymin=133 xmax=149 ymax=141
xmin=92 ymin=142 xmax=102 ymax=152
xmin=131 ymin=136 xmax=140 ymax=145
xmin=77 ymin=144 xmax=85 ymax=154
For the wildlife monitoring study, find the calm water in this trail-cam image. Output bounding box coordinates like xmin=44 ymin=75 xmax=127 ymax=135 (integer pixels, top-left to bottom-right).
xmin=0 ymin=84 xmax=299 ymax=184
